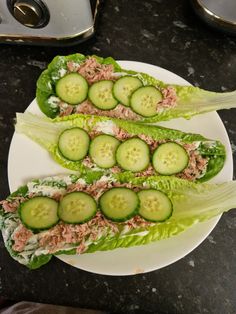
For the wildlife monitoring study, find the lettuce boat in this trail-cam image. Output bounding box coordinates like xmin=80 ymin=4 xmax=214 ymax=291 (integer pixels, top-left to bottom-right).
xmin=36 ymin=53 xmax=236 ymax=122
xmin=15 ymin=112 xmax=226 ymax=182
xmin=0 ymin=173 xmax=236 ymax=269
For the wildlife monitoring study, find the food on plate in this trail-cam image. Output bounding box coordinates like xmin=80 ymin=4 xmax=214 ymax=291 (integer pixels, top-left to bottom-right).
xmin=1 ymin=174 xmax=236 ymax=269
xmin=15 ymin=112 xmax=226 ymax=182
xmin=36 ymin=53 xmax=236 ymax=122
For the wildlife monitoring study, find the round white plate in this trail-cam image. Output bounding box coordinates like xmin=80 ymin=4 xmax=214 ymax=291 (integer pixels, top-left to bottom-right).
xmin=8 ymin=61 xmax=233 ymax=275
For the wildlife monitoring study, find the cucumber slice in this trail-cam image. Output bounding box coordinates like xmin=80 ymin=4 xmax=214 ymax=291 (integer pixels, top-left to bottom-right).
xmin=99 ymin=187 xmax=139 ymax=222
xmin=89 ymin=135 xmax=120 ymax=168
xmin=113 ymin=76 xmax=143 ymax=106
xmin=58 ymin=128 xmax=90 ymax=161
xmin=130 ymin=86 xmax=163 ymax=117
xmin=116 ymin=138 xmax=150 ymax=172
xmin=19 ymin=197 xmax=59 ymax=231
xmin=88 ymin=80 xmax=118 ymax=110
xmin=152 ymin=142 xmax=189 ymax=175
xmin=138 ymin=189 xmax=173 ymax=222
xmin=56 ymin=73 xmax=88 ymax=105
xmin=58 ymin=192 xmax=97 ymax=224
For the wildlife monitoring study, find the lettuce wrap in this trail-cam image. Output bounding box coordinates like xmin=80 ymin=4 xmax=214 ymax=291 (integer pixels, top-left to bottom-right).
xmin=36 ymin=53 xmax=236 ymax=122
xmin=15 ymin=112 xmax=226 ymax=182
xmin=0 ymin=173 xmax=236 ymax=269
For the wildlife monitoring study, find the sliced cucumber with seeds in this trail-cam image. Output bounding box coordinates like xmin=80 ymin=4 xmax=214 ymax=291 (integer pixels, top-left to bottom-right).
xmin=152 ymin=142 xmax=189 ymax=175
xmin=58 ymin=192 xmax=97 ymax=224
xmin=19 ymin=196 xmax=59 ymax=231
xmin=138 ymin=189 xmax=173 ymax=222
xmin=89 ymin=134 xmax=120 ymax=168
xmin=58 ymin=127 xmax=90 ymax=161
xmin=130 ymin=86 xmax=163 ymax=117
xmin=116 ymin=138 xmax=150 ymax=172
xmin=113 ymin=76 xmax=143 ymax=106
xmin=88 ymin=80 xmax=118 ymax=110
xmin=99 ymin=187 xmax=139 ymax=222
xmin=56 ymin=73 xmax=88 ymax=105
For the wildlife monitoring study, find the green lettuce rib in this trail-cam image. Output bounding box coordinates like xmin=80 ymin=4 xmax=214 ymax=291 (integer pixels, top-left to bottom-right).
xmin=1 ymin=174 xmax=236 ymax=269
xmin=15 ymin=112 xmax=226 ymax=182
xmin=36 ymin=53 xmax=236 ymax=121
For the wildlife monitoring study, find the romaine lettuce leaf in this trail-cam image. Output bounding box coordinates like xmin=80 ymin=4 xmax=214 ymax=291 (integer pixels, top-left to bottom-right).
xmin=0 ymin=174 xmax=236 ymax=269
xmin=36 ymin=53 xmax=236 ymax=122
xmin=15 ymin=112 xmax=226 ymax=182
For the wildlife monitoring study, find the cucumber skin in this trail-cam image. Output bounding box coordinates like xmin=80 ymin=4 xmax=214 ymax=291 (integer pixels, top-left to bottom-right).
xmin=58 ymin=192 xmax=97 ymax=224
xmin=88 ymin=80 xmax=118 ymax=110
xmin=138 ymin=189 xmax=173 ymax=223
xmin=99 ymin=188 xmax=140 ymax=222
xmin=58 ymin=127 xmax=90 ymax=162
xmin=89 ymin=134 xmax=120 ymax=169
xmin=99 ymin=203 xmax=139 ymax=222
xmin=58 ymin=210 xmax=97 ymax=225
xmin=18 ymin=198 xmax=59 ymax=233
xmin=152 ymin=142 xmax=189 ymax=175
xmin=56 ymin=73 xmax=89 ymax=105
xmin=139 ymin=207 xmax=173 ymax=223
xmin=116 ymin=137 xmax=150 ymax=172
xmin=130 ymin=85 xmax=163 ymax=118
xmin=112 ymin=76 xmax=143 ymax=107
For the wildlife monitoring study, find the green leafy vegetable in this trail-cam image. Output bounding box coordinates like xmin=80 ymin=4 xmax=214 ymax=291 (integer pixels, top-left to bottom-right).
xmin=15 ymin=112 xmax=226 ymax=182
xmin=0 ymin=174 xmax=235 ymax=269
xmin=36 ymin=53 xmax=236 ymax=122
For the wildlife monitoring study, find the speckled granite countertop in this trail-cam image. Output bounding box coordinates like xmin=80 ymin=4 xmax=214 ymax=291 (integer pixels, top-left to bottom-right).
xmin=0 ymin=0 xmax=236 ymax=313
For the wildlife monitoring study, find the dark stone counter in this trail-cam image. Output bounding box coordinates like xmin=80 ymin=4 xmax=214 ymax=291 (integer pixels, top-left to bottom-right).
xmin=0 ymin=0 xmax=235 ymax=313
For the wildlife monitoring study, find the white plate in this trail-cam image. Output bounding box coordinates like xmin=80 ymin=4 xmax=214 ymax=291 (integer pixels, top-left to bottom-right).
xmin=8 ymin=61 xmax=233 ymax=275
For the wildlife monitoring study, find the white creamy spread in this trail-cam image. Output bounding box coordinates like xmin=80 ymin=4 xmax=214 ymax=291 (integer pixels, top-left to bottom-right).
xmin=48 ymin=96 xmax=60 ymax=108
xmin=27 ymin=183 xmax=64 ymax=197
xmin=27 ymin=175 xmax=74 ymax=197
xmin=59 ymin=68 xmax=67 ymax=77
xmin=76 ymin=178 xmax=87 ymax=185
xmin=94 ymin=121 xmax=115 ymax=135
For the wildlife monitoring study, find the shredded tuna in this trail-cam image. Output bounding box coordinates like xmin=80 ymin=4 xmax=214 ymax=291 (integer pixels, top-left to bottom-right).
xmin=112 ymin=104 xmax=141 ymax=121
xmin=77 ymin=57 xmax=115 ymax=84
xmin=12 ymin=224 xmax=33 ymax=252
xmin=76 ymin=240 xmax=86 ymax=254
xmin=89 ymin=129 xmax=102 ymax=139
xmin=67 ymin=61 xmax=80 ymax=72
xmin=138 ymin=134 xmax=161 ymax=151
xmin=135 ymin=165 xmax=156 ymax=177
xmin=59 ymin=102 xmax=74 ymax=117
xmin=82 ymin=156 xmax=96 ymax=168
xmin=67 ymin=181 xmax=142 ymax=201
xmin=0 ymin=196 xmax=26 ymax=213
xmin=112 ymin=126 xmax=133 ymax=141
xmin=38 ymin=205 xmax=152 ymax=254
xmin=112 ymin=128 xmax=161 ymax=150
xmin=76 ymin=101 xmax=141 ymax=121
xmin=127 ymin=215 xmax=152 ymax=229
xmin=51 ymin=192 xmax=63 ymax=202
xmin=67 ymin=180 xmax=113 ymax=200
xmin=177 ymin=143 xmax=208 ymax=181
xmin=111 ymin=166 xmax=122 ymax=174
xmin=39 ymin=211 xmax=119 ymax=254
xmin=39 ymin=223 xmax=81 ymax=252
xmin=157 ymin=86 xmax=178 ymax=111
